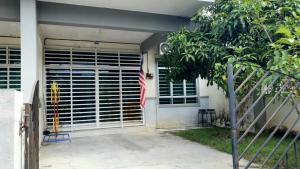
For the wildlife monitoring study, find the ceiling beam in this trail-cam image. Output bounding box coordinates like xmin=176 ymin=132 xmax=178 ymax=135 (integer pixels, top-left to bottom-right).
xmin=0 ymin=0 xmax=20 ymax=22
xmin=141 ymin=33 xmax=167 ymax=52
xmin=0 ymin=0 xmax=193 ymax=33
xmin=37 ymin=2 xmax=191 ymax=33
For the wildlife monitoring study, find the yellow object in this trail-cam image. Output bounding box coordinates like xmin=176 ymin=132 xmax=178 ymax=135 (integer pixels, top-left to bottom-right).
xmin=51 ymin=81 xmax=60 ymax=104
xmin=50 ymin=81 xmax=60 ymax=133
xmin=53 ymin=115 xmax=59 ymax=132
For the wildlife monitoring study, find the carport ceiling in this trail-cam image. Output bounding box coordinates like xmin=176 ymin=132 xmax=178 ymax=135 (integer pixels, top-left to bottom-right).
xmin=38 ymin=0 xmax=212 ymax=17
xmin=40 ymin=24 xmax=153 ymax=44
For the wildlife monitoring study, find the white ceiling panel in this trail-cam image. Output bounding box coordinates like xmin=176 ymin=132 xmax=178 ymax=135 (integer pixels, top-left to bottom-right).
xmin=38 ymin=0 xmax=212 ymax=17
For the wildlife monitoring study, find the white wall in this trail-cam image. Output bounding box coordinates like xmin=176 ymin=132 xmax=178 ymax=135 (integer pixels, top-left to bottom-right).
xmin=38 ymin=29 xmax=45 ymax=146
xmin=21 ymin=0 xmax=39 ymax=104
xmin=266 ymin=97 xmax=300 ymax=132
xmin=143 ymin=46 xmax=229 ymax=129
xmin=0 ymin=90 xmax=23 ymax=169
xmin=199 ymin=79 xmax=229 ymax=116
xmin=142 ymin=47 xmax=157 ymax=98
xmin=0 ymin=33 xmax=45 ymax=145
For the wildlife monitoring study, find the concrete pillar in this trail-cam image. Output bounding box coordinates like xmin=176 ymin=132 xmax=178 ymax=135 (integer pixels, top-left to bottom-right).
xmin=0 ymin=90 xmax=23 ymax=169
xmin=21 ymin=0 xmax=38 ymax=103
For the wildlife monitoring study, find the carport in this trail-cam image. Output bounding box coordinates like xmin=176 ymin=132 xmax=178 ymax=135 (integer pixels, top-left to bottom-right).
xmin=40 ymin=24 xmax=153 ymax=130
xmin=40 ymin=129 xmax=239 ymax=169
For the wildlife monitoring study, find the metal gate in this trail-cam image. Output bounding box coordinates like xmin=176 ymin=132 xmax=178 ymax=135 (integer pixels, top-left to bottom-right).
xmin=44 ymin=48 xmax=144 ymax=130
xmin=227 ymin=63 xmax=300 ymax=169
xmin=23 ymin=81 xmax=39 ymax=169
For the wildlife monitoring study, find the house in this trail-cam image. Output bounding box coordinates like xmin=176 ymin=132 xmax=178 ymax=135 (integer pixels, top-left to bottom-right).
xmin=0 ymin=0 xmax=227 ymax=139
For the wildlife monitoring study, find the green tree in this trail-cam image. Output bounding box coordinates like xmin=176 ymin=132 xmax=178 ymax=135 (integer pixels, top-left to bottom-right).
xmin=160 ymin=0 xmax=300 ymax=93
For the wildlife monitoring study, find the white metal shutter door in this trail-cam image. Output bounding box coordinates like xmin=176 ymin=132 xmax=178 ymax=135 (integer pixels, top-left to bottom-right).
xmin=45 ymin=48 xmax=144 ymax=130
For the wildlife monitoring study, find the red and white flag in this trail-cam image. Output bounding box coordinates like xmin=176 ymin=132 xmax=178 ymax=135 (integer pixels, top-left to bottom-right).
xmin=139 ymin=58 xmax=146 ymax=108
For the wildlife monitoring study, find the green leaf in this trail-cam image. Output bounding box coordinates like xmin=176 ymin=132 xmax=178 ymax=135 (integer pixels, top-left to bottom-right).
xmin=276 ymin=26 xmax=293 ymax=38
xmin=275 ymin=38 xmax=294 ymax=45
xmin=295 ymin=27 xmax=300 ymax=37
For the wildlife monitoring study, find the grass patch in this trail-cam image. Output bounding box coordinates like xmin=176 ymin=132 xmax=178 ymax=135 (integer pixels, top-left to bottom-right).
xmin=172 ymin=127 xmax=300 ymax=168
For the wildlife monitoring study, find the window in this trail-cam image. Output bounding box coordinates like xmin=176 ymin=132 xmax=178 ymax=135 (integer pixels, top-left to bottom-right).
xmin=0 ymin=47 xmax=21 ymax=90
xmin=158 ymin=63 xmax=198 ymax=105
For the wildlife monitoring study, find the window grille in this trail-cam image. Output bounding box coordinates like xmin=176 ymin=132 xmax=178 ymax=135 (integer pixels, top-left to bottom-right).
xmin=157 ymin=64 xmax=198 ymax=105
xmin=0 ymin=47 xmax=21 ymax=90
xmin=44 ymin=48 xmax=143 ymax=129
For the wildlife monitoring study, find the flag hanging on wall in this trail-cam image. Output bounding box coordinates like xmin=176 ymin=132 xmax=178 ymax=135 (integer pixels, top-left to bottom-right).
xmin=139 ymin=57 xmax=146 ymax=108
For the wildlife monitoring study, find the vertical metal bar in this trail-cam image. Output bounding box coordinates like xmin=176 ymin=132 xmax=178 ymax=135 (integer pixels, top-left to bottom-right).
xmin=95 ymin=49 xmax=100 ymax=128
xmin=227 ymin=63 xmax=239 ymax=169
xmin=95 ymin=68 xmax=100 ymax=128
xmin=120 ymin=68 xmax=123 ymax=128
xmin=170 ymin=82 xmax=173 ymax=104
xmin=295 ymin=142 xmax=299 ymax=169
xmin=119 ymin=52 xmax=123 ymax=128
xmin=183 ymin=80 xmax=187 ymax=104
xmin=6 ymin=46 xmax=9 ymax=88
xmin=70 ymin=48 xmax=73 ymax=131
xmin=197 ymin=75 xmax=201 ymax=107
xmin=285 ymin=154 xmax=288 ymax=169
xmin=95 ymin=48 xmax=97 ymax=66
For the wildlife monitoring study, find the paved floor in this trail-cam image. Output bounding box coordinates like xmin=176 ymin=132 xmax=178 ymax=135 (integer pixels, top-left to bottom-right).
xmin=40 ymin=129 xmax=239 ymax=169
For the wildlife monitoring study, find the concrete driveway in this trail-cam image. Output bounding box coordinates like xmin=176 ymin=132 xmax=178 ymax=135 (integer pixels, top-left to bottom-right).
xmin=40 ymin=129 xmax=238 ymax=169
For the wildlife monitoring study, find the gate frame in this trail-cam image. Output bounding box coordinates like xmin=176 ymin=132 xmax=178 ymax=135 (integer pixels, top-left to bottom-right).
xmin=227 ymin=62 xmax=300 ymax=169
xmin=23 ymin=81 xmax=39 ymax=169
xmin=227 ymin=64 xmax=239 ymax=169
